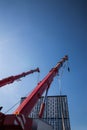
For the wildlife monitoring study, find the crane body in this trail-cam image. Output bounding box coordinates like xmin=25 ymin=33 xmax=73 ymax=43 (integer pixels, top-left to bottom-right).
xmin=0 ymin=55 xmax=68 ymax=130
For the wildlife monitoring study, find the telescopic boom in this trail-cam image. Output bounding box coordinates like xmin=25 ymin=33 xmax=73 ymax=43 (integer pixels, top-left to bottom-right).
xmin=0 ymin=68 xmax=40 ymax=88
xmin=13 ymin=55 xmax=68 ymax=116
xmin=0 ymin=55 xmax=68 ymax=130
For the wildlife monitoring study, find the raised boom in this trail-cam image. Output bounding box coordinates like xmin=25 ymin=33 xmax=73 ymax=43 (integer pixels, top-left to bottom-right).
xmin=0 ymin=68 xmax=40 ymax=88
xmin=13 ymin=55 xmax=68 ymax=116
xmin=0 ymin=55 xmax=68 ymax=130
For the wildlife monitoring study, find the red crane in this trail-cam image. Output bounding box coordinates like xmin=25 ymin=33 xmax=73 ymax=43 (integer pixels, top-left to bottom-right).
xmin=0 ymin=55 xmax=68 ymax=130
xmin=0 ymin=68 xmax=40 ymax=88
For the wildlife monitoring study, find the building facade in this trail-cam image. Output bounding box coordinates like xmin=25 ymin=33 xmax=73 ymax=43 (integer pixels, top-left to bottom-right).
xmin=21 ymin=95 xmax=71 ymax=130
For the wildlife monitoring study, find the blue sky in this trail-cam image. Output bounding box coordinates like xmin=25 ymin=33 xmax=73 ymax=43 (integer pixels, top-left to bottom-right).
xmin=0 ymin=0 xmax=87 ymax=130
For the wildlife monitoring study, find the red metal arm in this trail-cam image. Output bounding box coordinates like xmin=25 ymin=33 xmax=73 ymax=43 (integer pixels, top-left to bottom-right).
xmin=0 ymin=68 xmax=40 ymax=88
xmin=13 ymin=55 xmax=68 ymax=117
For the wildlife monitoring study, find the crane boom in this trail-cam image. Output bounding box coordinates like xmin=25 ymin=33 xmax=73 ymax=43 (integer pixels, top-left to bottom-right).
xmin=13 ymin=55 xmax=68 ymax=116
xmin=0 ymin=68 xmax=40 ymax=88
xmin=0 ymin=55 xmax=68 ymax=130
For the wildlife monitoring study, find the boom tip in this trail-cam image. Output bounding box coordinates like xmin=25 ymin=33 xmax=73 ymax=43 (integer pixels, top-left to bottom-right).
xmin=65 ymin=55 xmax=68 ymax=60
xmin=37 ymin=67 xmax=40 ymax=73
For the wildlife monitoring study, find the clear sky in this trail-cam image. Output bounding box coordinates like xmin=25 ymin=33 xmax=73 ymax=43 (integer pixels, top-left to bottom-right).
xmin=0 ymin=0 xmax=87 ymax=130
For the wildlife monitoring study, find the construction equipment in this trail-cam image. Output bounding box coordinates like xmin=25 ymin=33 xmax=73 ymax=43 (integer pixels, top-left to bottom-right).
xmin=0 ymin=55 xmax=68 ymax=130
xmin=0 ymin=68 xmax=40 ymax=88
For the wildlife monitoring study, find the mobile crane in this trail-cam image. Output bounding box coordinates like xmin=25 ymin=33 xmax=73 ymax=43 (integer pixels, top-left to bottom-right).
xmin=0 ymin=55 xmax=68 ymax=130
